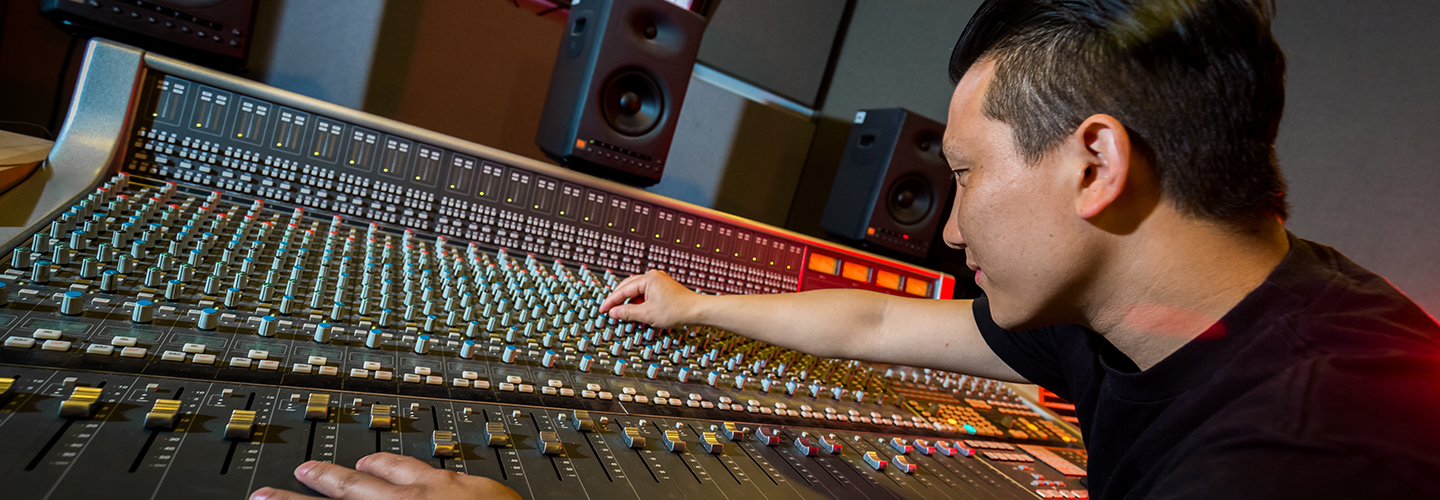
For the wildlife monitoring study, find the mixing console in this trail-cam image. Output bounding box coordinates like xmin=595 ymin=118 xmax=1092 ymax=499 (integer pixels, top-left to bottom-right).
xmin=0 ymin=39 xmax=1088 ymax=499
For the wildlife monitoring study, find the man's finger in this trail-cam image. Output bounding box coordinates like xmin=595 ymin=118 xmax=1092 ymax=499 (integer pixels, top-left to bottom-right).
xmin=355 ymin=452 xmax=445 ymax=486
xmin=599 ymin=277 xmax=649 ymax=312
xmin=293 ymin=460 xmax=398 ymax=500
xmin=250 ymin=486 xmax=327 ymax=500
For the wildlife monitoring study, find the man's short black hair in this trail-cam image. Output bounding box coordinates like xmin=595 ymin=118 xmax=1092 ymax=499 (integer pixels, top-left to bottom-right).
xmin=950 ymin=0 xmax=1289 ymax=223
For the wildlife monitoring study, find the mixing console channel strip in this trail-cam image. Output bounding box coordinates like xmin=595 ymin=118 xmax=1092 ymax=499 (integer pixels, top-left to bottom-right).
xmin=0 ymin=39 xmax=1089 ymax=499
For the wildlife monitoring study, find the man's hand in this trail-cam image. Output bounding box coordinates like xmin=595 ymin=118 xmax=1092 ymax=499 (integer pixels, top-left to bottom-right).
xmin=249 ymin=453 xmax=521 ymax=500
xmin=598 ymin=270 xmax=700 ymax=328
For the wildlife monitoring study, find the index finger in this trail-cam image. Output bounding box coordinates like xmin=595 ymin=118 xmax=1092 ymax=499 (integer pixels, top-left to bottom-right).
xmin=599 ymin=276 xmax=649 ymax=313
xmin=293 ymin=460 xmax=401 ymax=500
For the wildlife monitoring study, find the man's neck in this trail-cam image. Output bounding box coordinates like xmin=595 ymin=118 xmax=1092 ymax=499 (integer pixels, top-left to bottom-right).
xmin=1083 ymin=214 xmax=1291 ymax=371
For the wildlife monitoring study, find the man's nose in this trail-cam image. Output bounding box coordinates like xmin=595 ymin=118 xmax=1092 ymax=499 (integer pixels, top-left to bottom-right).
xmin=943 ymin=203 xmax=965 ymax=250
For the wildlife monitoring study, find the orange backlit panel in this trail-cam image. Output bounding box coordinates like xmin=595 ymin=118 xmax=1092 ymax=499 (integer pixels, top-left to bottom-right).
xmin=905 ymin=277 xmax=932 ymax=296
xmin=808 ymin=254 xmax=840 ymax=275
xmin=841 ymin=261 xmax=872 ymax=283
xmin=875 ymin=270 xmax=902 ymax=291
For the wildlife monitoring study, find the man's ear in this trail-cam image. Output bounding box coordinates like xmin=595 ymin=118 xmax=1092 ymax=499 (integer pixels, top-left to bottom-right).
xmin=1072 ymin=114 xmax=1132 ymax=219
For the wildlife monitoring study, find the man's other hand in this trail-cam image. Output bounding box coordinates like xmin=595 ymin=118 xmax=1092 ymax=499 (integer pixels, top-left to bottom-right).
xmin=249 ymin=453 xmax=521 ymax=500
xmin=599 ymin=269 xmax=699 ymax=328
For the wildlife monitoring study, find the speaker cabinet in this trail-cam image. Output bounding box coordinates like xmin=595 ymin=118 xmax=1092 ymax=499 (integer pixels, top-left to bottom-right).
xmin=821 ymin=108 xmax=950 ymax=259
xmin=536 ymin=0 xmax=717 ymax=187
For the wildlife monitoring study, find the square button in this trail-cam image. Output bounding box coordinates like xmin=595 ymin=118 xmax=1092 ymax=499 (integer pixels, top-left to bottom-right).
xmin=374 ymin=371 xmax=393 ymax=381
xmin=182 ymin=343 xmax=206 ymax=354
xmin=425 ymin=375 xmax=443 ymax=386
xmin=161 ymin=350 xmax=186 ymax=362
xmin=452 ymin=378 xmax=470 ymax=388
xmin=292 ymin=363 xmax=313 ymax=374
xmin=258 ymin=360 xmax=281 ymax=371
xmin=402 ymin=373 xmax=422 ymax=383
xmin=4 ymin=337 xmax=35 ymax=348
xmin=111 ymin=336 xmax=138 ymax=347
xmin=318 ymin=366 xmax=338 ymax=376
xmin=86 ymin=344 xmax=114 ymax=355
xmin=461 ymin=371 xmax=478 ymax=380
xmin=350 ymin=368 xmax=370 ymax=378
xmin=229 ymin=357 xmax=252 ymax=368
xmin=192 ymin=354 xmax=216 ymax=365
xmin=248 ymin=349 xmax=268 ymax=360
xmin=307 ymin=356 xmax=327 ymax=366
xmin=120 ymin=347 xmax=148 ymax=358
xmin=33 ymin=329 xmax=63 ymax=340
xmin=363 ymin=361 xmax=381 ymax=371
xmin=414 ymin=366 xmax=432 ymax=376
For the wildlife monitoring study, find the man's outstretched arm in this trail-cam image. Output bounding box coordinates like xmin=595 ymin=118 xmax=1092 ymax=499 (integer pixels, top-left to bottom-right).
xmin=599 ymin=270 xmax=1027 ymax=383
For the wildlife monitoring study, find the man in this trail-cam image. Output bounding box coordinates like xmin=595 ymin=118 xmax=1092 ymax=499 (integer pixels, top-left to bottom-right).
xmin=250 ymin=1 xmax=1440 ymax=499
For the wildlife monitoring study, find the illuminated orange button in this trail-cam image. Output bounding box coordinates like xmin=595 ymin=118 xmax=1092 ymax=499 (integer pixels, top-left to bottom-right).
xmin=905 ymin=278 xmax=931 ymax=296
xmin=808 ymin=254 xmax=839 ymax=275
xmin=575 ymin=139 xmax=587 ymax=149
xmin=875 ymin=270 xmax=902 ymax=291
xmin=841 ymin=262 xmax=871 ymax=283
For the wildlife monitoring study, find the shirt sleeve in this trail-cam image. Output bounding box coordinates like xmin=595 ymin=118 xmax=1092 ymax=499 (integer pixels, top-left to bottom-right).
xmin=972 ymin=296 xmax=1075 ymax=401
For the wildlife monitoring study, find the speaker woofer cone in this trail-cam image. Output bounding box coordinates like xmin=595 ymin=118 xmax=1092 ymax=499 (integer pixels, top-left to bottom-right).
xmin=887 ymin=175 xmax=934 ymax=226
xmin=601 ymin=71 xmax=663 ymax=137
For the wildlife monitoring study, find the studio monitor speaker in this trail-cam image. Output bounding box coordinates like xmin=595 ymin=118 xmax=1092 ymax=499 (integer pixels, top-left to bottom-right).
xmin=821 ymin=108 xmax=950 ymax=259
xmin=536 ymin=0 xmax=719 ymax=187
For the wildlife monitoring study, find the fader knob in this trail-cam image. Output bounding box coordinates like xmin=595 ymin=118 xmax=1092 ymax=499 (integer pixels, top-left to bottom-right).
xmin=578 ymin=355 xmax=593 ymax=372
xmin=131 ymin=300 xmax=154 ymax=323
xmin=59 ymin=291 xmax=83 ymax=315
xmin=542 ymin=350 xmax=557 ymax=368
xmin=415 ymin=335 xmax=431 ymax=354
xmin=501 ymin=345 xmax=517 ymax=363
xmin=314 ymin=323 xmax=332 ymax=343
xmin=460 ymin=340 xmax=477 ymax=359
xmin=366 ymin=328 xmax=382 ymax=349
xmin=197 ymin=308 xmax=218 ymax=330
xmin=258 ymin=316 xmax=277 ymax=337
xmin=32 ymin=261 xmax=52 ymax=284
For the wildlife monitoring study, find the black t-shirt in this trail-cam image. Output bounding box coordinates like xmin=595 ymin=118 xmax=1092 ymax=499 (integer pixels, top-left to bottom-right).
xmin=975 ymin=235 xmax=1440 ymax=499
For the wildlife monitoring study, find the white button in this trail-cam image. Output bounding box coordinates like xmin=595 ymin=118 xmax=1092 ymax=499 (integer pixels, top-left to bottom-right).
xmin=635 ymin=395 xmax=650 ymax=404
xmin=318 ymin=366 xmax=338 ymax=376
xmin=473 ymin=380 xmax=491 ymax=389
xmin=363 ymin=361 xmax=381 ymax=370
xmin=292 ymin=363 xmax=313 ymax=374
xmin=505 ymin=375 xmax=522 ymax=384
xmin=112 ymin=336 xmax=137 ymax=347
xmin=248 ymin=349 xmax=268 ymax=360
xmin=121 ymin=347 xmax=147 ymax=358
xmin=33 ymin=329 xmax=63 ymax=340
xmin=258 ymin=360 xmax=281 ymax=370
xmin=4 ymin=337 xmax=34 ymax=348
xmin=560 ymin=388 xmax=575 ymax=397
xmin=229 ymin=357 xmax=252 ymax=368
xmin=541 ymin=386 xmax=557 ymax=395
xmin=581 ymin=390 xmax=596 ymax=399
xmin=414 ymin=366 xmax=431 ymax=376
xmin=656 ymin=390 xmax=670 ymax=399
xmin=518 ymin=384 xmax=534 ymax=393
xmin=161 ymin=350 xmax=186 ymax=362
xmin=619 ymin=394 xmax=634 ymax=402
xmin=374 ymin=370 xmax=393 ymax=381
xmin=86 ymin=344 xmax=114 ymax=355
xmin=547 ymin=379 xmax=563 ymax=388
xmin=350 ymin=368 xmax=370 ymax=378
xmin=402 ymin=373 xmax=422 ymax=383
xmin=40 ymin=340 xmax=70 ymax=351
xmin=498 ymin=382 xmax=515 ymax=392
xmin=192 ymin=353 xmax=216 ymax=364
xmin=182 ymin=343 xmax=205 ymax=354
xmin=621 ymin=387 xmax=637 ymax=395
xmin=462 ymin=371 xmax=478 ymax=380
xmin=452 ymin=378 xmax=470 ymax=388
xmin=307 ymin=356 xmax=327 ymax=366
xmin=586 ymin=383 xmax=601 ymax=391
xmin=425 ymin=375 xmax=443 ymax=385
xmin=598 ymin=391 xmax=613 ymax=401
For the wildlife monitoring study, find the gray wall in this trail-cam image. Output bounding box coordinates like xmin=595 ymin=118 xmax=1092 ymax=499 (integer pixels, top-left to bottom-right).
xmin=1272 ymin=0 xmax=1440 ymax=314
